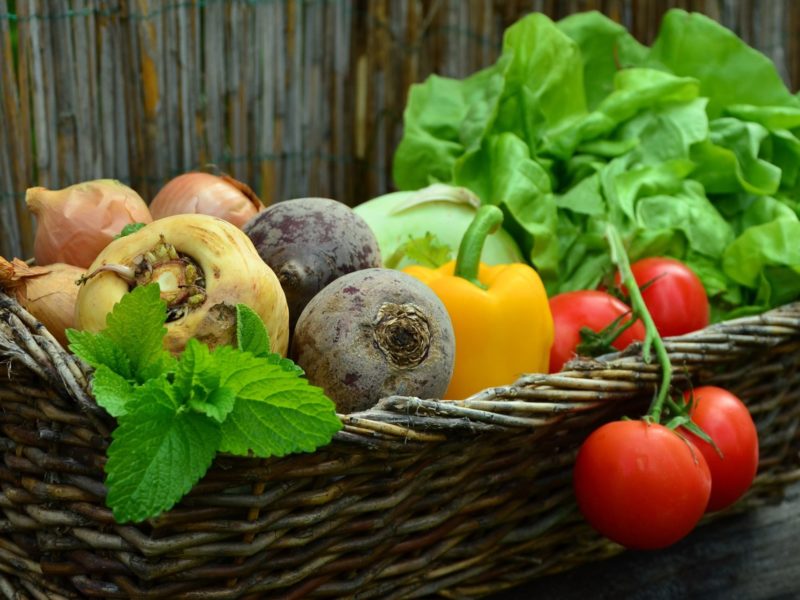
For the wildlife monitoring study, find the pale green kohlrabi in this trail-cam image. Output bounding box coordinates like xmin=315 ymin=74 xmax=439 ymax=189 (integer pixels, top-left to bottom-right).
xmin=354 ymin=184 xmax=524 ymax=270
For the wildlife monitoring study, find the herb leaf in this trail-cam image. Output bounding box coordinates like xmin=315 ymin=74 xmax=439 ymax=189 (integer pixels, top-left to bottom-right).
xmin=236 ymin=303 xmax=271 ymax=357
xmin=176 ymin=339 xmax=237 ymax=423
xmin=69 ymin=284 xmax=339 ymax=524
xmin=67 ymin=284 xmax=176 ymax=383
xmin=104 ymin=285 xmax=176 ymax=381
xmin=90 ymin=366 xmax=134 ymax=417
xmin=220 ymin=365 xmax=342 ymax=457
xmin=234 ymin=304 xmax=304 ymax=375
xmin=67 ymin=331 xmax=133 ymax=379
xmin=105 ymin=379 xmax=221 ymax=523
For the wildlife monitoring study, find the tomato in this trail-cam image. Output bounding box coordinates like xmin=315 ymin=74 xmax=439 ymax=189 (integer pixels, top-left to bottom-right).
xmin=548 ymin=290 xmax=646 ymax=373
xmin=573 ymin=420 xmax=711 ymax=550
xmin=680 ymin=386 xmax=759 ymax=512
xmin=615 ymin=257 xmax=709 ymax=338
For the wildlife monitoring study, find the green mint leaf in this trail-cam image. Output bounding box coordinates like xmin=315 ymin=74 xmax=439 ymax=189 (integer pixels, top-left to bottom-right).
xmin=211 ymin=344 xmax=303 ymax=388
xmin=219 ymin=362 xmax=341 ymax=458
xmin=212 ymin=345 xmax=268 ymax=389
xmin=105 ymin=379 xmax=221 ymax=523
xmin=232 ymin=304 xmax=301 ymax=373
xmin=90 ymin=365 xmax=134 ymax=417
xmin=114 ymin=222 xmax=147 ymax=239
xmin=174 ymin=339 xmax=218 ymax=398
xmin=190 ymin=387 xmax=237 ymax=424
xmin=175 ymin=339 xmax=237 ymax=423
xmin=266 ymin=353 xmax=305 ymax=377
xmin=85 ymin=362 xmax=173 ymax=419
xmin=104 ymin=285 xmax=176 ymax=382
xmin=68 ymin=284 xmax=175 ymax=384
xmin=236 ymin=304 xmax=271 ymax=357
xmin=67 ymin=329 xmax=133 ymax=379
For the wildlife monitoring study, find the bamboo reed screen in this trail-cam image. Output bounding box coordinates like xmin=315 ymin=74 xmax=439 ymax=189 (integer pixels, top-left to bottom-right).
xmin=0 ymin=0 xmax=797 ymax=260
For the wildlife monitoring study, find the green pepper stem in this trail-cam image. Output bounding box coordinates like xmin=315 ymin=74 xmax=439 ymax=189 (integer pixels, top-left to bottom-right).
xmin=605 ymin=224 xmax=672 ymax=422
xmin=454 ymin=205 xmax=504 ymax=288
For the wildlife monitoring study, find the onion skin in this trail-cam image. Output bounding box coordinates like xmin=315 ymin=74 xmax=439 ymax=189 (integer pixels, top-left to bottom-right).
xmin=149 ymin=172 xmax=263 ymax=228
xmin=26 ymin=179 xmax=153 ymax=268
xmin=75 ymin=214 xmax=289 ymax=356
xmin=0 ymin=258 xmax=82 ymax=347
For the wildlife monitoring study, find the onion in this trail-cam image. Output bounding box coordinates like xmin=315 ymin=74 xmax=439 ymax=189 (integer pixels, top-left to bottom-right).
xmin=0 ymin=257 xmax=83 ymax=347
xmin=26 ymin=179 xmax=153 ymax=268
xmin=149 ymin=172 xmax=263 ymax=228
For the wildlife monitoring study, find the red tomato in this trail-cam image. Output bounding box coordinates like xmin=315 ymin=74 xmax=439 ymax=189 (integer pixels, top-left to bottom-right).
xmin=680 ymin=386 xmax=759 ymax=512
xmin=573 ymin=420 xmax=711 ymax=549
xmin=548 ymin=290 xmax=646 ymax=373
xmin=616 ymin=257 xmax=709 ymax=338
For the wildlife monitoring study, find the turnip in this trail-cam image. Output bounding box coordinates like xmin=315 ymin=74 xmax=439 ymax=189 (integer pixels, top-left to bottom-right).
xmin=243 ymin=198 xmax=382 ymax=331
xmin=75 ymin=214 xmax=289 ymax=356
xmin=291 ymin=268 xmax=455 ymax=414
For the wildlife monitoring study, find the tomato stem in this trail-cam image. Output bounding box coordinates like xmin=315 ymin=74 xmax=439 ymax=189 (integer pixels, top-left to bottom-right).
xmin=605 ymin=224 xmax=672 ymax=422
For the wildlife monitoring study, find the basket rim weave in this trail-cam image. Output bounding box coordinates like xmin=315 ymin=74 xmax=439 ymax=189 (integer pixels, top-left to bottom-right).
xmin=1 ymin=290 xmax=800 ymax=599
xmin=2 ymin=290 xmax=800 ymax=442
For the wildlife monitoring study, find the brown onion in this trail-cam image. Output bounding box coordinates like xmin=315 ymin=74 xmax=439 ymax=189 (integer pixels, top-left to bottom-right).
xmin=149 ymin=172 xmax=263 ymax=228
xmin=0 ymin=257 xmax=83 ymax=347
xmin=26 ymin=179 xmax=153 ymax=268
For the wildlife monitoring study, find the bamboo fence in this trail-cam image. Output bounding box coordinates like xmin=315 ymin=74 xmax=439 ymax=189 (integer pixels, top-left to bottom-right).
xmin=0 ymin=0 xmax=797 ymax=260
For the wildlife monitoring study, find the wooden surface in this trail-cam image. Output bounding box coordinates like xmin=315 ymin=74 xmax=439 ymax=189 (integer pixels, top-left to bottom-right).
xmin=490 ymin=481 xmax=800 ymax=599
xmin=2 ymin=0 xmax=798 ymax=260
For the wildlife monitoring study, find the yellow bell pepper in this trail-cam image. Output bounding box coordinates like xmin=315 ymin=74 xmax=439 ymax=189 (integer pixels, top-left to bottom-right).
xmin=404 ymin=205 xmax=553 ymax=400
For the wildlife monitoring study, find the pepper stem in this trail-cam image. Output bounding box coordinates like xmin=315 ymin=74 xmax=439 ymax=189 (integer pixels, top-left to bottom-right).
xmin=454 ymin=205 xmax=504 ymax=288
xmin=605 ymin=224 xmax=672 ymax=422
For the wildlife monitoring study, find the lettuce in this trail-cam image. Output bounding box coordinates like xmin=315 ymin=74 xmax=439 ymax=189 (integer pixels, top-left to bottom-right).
xmin=392 ymin=9 xmax=800 ymax=317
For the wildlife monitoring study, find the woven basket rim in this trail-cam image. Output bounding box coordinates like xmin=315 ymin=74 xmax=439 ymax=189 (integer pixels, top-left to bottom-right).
xmin=3 ymin=290 xmax=800 ymax=445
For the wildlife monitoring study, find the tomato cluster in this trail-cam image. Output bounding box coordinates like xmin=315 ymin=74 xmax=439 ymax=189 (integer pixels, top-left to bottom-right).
xmin=573 ymin=386 xmax=759 ymax=550
xmin=549 ymin=254 xmax=760 ymax=549
xmin=548 ymin=257 xmax=709 ymax=372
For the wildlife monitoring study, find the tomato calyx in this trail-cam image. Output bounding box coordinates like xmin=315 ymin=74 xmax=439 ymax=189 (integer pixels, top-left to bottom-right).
xmin=575 ymin=311 xmax=638 ymax=358
xmin=671 ymin=391 xmax=724 ymax=459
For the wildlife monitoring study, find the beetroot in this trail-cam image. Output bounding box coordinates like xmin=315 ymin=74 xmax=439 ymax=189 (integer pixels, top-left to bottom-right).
xmin=243 ymin=198 xmax=381 ymax=331
xmin=291 ymin=268 xmax=455 ymax=414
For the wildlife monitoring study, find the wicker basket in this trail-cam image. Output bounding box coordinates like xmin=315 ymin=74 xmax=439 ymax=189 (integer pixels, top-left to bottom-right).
xmin=0 ymin=289 xmax=799 ymax=599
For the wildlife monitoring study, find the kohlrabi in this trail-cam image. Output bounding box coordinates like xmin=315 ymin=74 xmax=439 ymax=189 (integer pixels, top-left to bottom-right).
xmin=354 ymin=184 xmax=524 ymax=270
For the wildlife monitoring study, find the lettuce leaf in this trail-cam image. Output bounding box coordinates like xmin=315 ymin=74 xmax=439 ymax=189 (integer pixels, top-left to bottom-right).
xmin=391 ymin=9 xmax=800 ymax=316
xmin=648 ymin=10 xmax=800 ymax=118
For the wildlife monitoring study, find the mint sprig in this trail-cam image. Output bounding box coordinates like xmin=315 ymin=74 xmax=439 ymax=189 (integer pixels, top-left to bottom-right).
xmin=105 ymin=379 xmax=221 ymax=524
xmin=236 ymin=303 xmax=303 ymax=375
xmin=68 ymin=284 xmax=176 ymax=384
xmin=66 ymin=285 xmax=341 ymax=523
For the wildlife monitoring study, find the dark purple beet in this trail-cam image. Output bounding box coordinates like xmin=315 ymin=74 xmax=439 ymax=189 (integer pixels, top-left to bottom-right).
xmin=242 ymin=197 xmax=382 ymax=331
xmin=291 ymin=268 xmax=455 ymax=414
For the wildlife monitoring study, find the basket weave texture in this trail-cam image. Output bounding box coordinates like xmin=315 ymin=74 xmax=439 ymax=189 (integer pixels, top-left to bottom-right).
xmin=1 ymin=290 xmax=799 ymax=599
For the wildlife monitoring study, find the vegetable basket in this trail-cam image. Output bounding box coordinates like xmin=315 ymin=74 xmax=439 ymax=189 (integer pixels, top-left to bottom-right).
xmin=1 ymin=289 xmax=799 ymax=599
xmin=3 ymin=1 xmax=800 ymax=597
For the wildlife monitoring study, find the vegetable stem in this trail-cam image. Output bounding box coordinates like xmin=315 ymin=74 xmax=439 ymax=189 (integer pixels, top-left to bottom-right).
xmin=454 ymin=205 xmax=504 ymax=288
xmin=605 ymin=224 xmax=672 ymax=422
